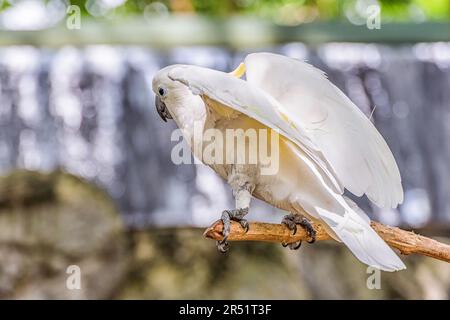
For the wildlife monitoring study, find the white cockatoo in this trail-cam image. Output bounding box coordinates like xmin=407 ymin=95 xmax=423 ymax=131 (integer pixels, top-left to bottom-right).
xmin=152 ymin=52 xmax=405 ymax=271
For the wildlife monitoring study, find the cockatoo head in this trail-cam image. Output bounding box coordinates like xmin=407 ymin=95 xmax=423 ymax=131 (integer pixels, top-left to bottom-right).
xmin=152 ymin=65 xmax=209 ymax=130
xmin=152 ymin=66 xmax=179 ymax=122
xmin=153 ymin=64 xmax=202 ymax=123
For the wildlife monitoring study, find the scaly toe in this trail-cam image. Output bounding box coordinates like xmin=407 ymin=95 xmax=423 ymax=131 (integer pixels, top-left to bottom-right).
xmin=281 ymin=216 xmax=297 ymax=235
xmin=299 ymin=217 xmax=316 ymax=243
xmin=239 ymin=219 xmax=249 ymax=233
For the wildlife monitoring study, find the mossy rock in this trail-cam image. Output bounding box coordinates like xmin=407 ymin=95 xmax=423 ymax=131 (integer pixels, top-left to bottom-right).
xmin=0 ymin=170 xmax=129 ymax=299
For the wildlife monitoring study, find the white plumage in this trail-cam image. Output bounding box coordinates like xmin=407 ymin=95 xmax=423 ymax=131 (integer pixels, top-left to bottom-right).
xmin=153 ymin=52 xmax=406 ymax=271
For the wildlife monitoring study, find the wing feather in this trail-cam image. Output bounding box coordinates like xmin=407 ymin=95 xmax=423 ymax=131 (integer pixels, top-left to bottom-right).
xmin=244 ymin=53 xmax=403 ymax=208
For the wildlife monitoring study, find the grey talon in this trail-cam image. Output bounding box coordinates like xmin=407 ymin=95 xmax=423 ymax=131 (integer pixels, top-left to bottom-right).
xmin=217 ymin=239 xmax=229 ymax=253
xmin=281 ymin=214 xmax=316 ymax=247
xmin=281 ymin=240 xmax=302 ymax=250
xmin=306 ymin=227 xmax=316 ymax=244
xmin=291 ymin=225 xmax=297 ymax=236
xmin=289 ymin=241 xmax=302 ymax=250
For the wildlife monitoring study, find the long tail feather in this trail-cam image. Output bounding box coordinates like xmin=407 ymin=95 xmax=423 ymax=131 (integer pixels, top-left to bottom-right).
xmin=315 ymin=204 xmax=406 ymax=272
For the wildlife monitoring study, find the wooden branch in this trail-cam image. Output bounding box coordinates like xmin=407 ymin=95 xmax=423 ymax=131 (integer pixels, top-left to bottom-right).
xmin=203 ymin=220 xmax=450 ymax=263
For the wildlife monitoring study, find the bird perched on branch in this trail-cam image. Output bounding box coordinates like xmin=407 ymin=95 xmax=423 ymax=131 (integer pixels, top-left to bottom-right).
xmin=152 ymin=52 xmax=405 ymax=271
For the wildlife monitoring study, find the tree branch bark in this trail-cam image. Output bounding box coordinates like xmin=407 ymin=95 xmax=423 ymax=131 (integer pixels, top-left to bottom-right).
xmin=203 ymin=220 xmax=450 ymax=263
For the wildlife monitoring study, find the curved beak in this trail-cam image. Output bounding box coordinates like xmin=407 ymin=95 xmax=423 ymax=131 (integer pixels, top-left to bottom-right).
xmin=155 ymin=96 xmax=172 ymax=122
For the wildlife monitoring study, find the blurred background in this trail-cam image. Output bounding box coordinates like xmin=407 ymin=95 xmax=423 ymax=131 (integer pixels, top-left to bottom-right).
xmin=0 ymin=0 xmax=450 ymax=299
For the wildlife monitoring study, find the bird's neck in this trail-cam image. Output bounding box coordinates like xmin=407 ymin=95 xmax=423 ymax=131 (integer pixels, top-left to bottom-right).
xmin=166 ymin=93 xmax=215 ymax=157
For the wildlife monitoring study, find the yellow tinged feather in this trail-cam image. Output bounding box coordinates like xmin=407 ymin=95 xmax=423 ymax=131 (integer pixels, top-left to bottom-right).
xmin=229 ymin=63 xmax=246 ymax=78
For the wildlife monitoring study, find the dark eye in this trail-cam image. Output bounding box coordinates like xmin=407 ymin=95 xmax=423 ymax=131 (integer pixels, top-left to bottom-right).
xmin=158 ymin=87 xmax=165 ymax=96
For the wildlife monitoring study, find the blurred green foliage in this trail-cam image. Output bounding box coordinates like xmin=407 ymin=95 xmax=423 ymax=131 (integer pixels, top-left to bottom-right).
xmin=1 ymin=0 xmax=448 ymax=23
xmin=72 ymin=0 xmax=449 ymax=21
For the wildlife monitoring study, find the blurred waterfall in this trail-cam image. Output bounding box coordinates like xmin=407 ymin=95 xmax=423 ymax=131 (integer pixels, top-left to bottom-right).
xmin=1 ymin=43 xmax=449 ymax=228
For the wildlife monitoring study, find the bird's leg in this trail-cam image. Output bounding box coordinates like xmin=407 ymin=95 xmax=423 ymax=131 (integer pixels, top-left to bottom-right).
xmin=281 ymin=214 xmax=316 ymax=250
xmin=217 ymin=176 xmax=254 ymax=253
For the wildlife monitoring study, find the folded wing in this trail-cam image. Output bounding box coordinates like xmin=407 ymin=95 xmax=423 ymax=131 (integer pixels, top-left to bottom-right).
xmin=168 ymin=65 xmax=344 ymax=194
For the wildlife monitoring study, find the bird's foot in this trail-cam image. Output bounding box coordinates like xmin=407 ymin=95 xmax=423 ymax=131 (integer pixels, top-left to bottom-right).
xmin=281 ymin=214 xmax=316 ymax=250
xmin=216 ymin=208 xmax=249 ymax=253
